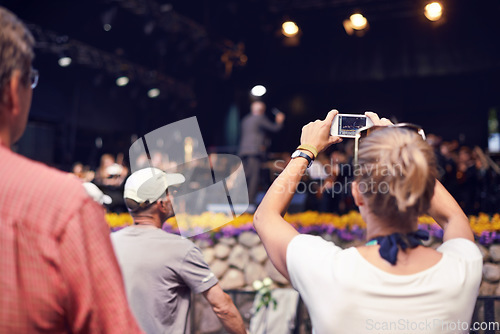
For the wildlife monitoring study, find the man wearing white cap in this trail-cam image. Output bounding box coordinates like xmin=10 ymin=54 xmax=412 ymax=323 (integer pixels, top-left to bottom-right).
xmin=111 ymin=167 xmax=246 ymax=334
xmin=82 ymin=182 xmax=113 ymax=206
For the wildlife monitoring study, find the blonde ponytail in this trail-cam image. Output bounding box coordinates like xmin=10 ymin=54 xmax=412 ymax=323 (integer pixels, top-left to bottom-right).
xmin=356 ymin=128 xmax=437 ymax=222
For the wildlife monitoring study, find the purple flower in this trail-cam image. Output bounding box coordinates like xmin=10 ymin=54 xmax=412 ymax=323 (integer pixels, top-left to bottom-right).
xmin=338 ymin=229 xmax=354 ymax=241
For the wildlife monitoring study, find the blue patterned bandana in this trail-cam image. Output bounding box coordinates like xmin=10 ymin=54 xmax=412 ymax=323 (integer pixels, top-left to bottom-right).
xmin=365 ymin=230 xmax=430 ymax=265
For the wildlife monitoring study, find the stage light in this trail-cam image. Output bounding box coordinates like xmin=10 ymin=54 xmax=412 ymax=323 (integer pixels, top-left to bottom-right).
xmin=116 ymin=76 xmax=129 ymax=87
xmin=350 ymin=13 xmax=368 ymax=30
xmin=58 ymin=56 xmax=72 ymax=67
xmin=282 ymin=21 xmax=299 ymax=37
xmin=251 ymin=85 xmax=266 ymax=97
xmin=344 ymin=12 xmax=369 ymax=36
xmin=148 ymin=88 xmax=160 ymax=98
xmin=424 ymin=2 xmax=443 ymax=21
xmin=104 ymin=24 xmax=112 ymax=31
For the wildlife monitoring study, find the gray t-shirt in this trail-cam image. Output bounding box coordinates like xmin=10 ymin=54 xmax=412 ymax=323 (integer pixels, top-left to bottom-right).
xmin=111 ymin=226 xmax=218 ymax=334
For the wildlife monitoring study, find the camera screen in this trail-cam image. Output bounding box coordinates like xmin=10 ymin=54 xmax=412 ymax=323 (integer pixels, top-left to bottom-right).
xmin=338 ymin=116 xmax=366 ymax=136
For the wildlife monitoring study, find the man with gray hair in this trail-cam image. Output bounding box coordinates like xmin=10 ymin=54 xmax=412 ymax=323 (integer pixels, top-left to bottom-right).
xmin=0 ymin=7 xmax=143 ymax=333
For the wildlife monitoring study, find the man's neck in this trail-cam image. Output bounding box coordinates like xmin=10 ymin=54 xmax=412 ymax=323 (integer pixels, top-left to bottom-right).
xmin=0 ymin=130 xmax=11 ymax=148
xmin=131 ymin=215 xmax=163 ymax=229
xmin=133 ymin=222 xmax=159 ymax=229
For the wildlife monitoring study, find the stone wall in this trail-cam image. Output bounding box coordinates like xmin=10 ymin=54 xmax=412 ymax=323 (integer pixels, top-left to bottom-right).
xmin=191 ymin=231 xmax=499 ymax=333
xmin=197 ymin=231 xmax=290 ymax=291
xmin=477 ymin=244 xmax=500 ymax=294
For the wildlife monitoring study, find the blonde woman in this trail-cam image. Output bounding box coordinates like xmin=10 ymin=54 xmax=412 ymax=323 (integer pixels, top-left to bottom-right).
xmin=253 ymin=110 xmax=482 ymax=333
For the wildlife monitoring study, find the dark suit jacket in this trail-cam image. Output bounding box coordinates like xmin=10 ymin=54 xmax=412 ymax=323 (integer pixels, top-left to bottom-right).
xmin=239 ymin=114 xmax=283 ymax=156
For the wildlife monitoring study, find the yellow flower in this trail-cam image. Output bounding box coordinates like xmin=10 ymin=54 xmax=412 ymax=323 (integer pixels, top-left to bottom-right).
xmin=105 ymin=213 xmax=133 ymax=228
xmin=106 ymin=211 xmax=500 ymax=237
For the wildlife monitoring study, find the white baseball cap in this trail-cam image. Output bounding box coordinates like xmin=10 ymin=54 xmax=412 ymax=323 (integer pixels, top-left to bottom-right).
xmin=124 ymin=167 xmax=185 ymax=207
xmin=106 ymin=163 xmax=124 ymax=176
xmin=83 ymin=182 xmax=113 ymax=205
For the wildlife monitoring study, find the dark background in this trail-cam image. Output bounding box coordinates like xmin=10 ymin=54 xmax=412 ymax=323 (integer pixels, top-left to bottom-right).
xmin=1 ymin=0 xmax=499 ymax=169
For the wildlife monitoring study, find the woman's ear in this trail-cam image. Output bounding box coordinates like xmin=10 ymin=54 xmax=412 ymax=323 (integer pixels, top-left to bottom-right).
xmin=351 ymin=181 xmax=364 ymax=207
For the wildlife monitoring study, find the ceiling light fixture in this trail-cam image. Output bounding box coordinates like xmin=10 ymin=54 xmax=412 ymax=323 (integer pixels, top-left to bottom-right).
xmin=424 ymin=2 xmax=443 ymax=21
xmin=350 ymin=13 xmax=368 ymax=30
xmin=147 ymin=88 xmax=160 ymax=98
xmin=251 ymin=85 xmax=267 ymax=97
xmin=343 ymin=12 xmax=369 ymax=36
xmin=116 ymin=76 xmax=129 ymax=87
xmin=282 ymin=21 xmax=299 ymax=37
xmin=58 ymin=55 xmax=72 ymax=67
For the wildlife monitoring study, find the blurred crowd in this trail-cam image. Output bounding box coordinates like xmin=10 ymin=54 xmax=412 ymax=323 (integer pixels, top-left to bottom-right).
xmin=431 ymin=135 xmax=500 ymax=215
xmin=73 ymin=134 xmax=500 ymax=216
xmin=263 ymin=134 xmax=500 ymax=216
xmin=72 ymin=153 xmax=129 ymax=212
xmin=72 ymin=151 xmax=247 ymax=213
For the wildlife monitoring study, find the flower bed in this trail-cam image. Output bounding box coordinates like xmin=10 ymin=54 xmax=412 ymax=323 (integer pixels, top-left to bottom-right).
xmin=106 ymin=211 xmax=500 ymax=246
